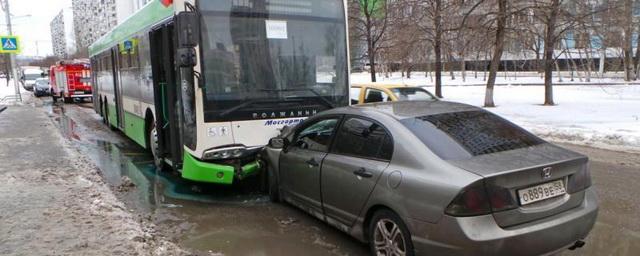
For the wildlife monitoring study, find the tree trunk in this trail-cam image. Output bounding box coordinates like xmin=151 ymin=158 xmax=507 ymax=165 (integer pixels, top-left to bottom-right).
xmin=599 ymin=48 xmax=606 ymax=75
xmin=461 ymin=58 xmax=467 ymax=82
xmin=474 ymin=50 xmax=480 ymax=79
xmin=555 ymin=61 xmax=563 ymax=82
xmin=434 ymin=0 xmax=443 ymax=98
xmin=624 ymin=0 xmax=635 ymax=81
xmin=543 ymin=0 xmax=560 ymax=106
xmin=485 ymin=0 xmax=507 ymax=108
xmin=364 ymin=2 xmax=377 ymax=83
xmin=535 ymin=50 xmax=542 ymax=73
xmin=449 ymin=53 xmax=456 ymax=80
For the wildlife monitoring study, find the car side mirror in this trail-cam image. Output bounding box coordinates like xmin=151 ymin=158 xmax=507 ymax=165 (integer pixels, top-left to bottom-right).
xmin=269 ymin=137 xmax=289 ymax=149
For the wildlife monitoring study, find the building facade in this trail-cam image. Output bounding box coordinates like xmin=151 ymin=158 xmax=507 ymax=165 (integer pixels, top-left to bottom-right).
xmin=49 ymin=9 xmax=76 ymax=58
xmin=71 ymin=0 xmax=118 ymax=50
xmin=70 ymin=0 xmax=150 ymax=51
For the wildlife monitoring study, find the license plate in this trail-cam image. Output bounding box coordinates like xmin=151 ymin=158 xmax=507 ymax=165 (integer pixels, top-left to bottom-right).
xmin=517 ymin=180 xmax=566 ymax=205
xmin=74 ymin=91 xmax=85 ymax=95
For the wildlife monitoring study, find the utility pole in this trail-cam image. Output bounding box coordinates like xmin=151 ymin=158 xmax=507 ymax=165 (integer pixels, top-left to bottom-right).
xmin=2 ymin=0 xmax=21 ymax=102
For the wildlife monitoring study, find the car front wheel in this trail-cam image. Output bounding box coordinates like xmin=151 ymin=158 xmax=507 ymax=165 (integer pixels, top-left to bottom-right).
xmin=369 ymin=209 xmax=414 ymax=256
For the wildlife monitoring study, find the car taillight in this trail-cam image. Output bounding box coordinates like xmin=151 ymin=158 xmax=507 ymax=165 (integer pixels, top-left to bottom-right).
xmin=446 ymin=180 xmax=518 ymax=217
xmin=567 ymin=165 xmax=592 ymax=193
xmin=485 ymin=184 xmax=518 ymax=212
xmin=445 ymin=181 xmax=492 ymax=217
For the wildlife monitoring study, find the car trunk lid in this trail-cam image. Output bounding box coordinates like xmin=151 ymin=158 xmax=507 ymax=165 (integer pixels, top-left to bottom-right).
xmin=448 ymin=143 xmax=588 ymax=228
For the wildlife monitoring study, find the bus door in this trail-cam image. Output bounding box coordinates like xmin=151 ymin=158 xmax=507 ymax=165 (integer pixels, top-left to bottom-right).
xmin=112 ymin=47 xmax=125 ymax=129
xmin=150 ymin=23 xmax=182 ymax=169
xmin=91 ymin=59 xmax=99 ymax=111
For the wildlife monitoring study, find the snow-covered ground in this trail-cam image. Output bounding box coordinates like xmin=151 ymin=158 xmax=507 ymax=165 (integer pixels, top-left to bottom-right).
xmin=0 ymin=79 xmax=27 ymax=103
xmin=351 ymin=71 xmax=638 ymax=86
xmin=352 ymin=72 xmax=640 ymax=152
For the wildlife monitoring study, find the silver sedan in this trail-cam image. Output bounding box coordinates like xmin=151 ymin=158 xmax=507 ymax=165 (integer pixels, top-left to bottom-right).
xmin=262 ymin=100 xmax=598 ymax=256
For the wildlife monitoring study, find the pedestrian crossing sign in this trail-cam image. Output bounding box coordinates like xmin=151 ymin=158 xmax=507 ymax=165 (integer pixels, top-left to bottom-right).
xmin=0 ymin=36 xmax=20 ymax=54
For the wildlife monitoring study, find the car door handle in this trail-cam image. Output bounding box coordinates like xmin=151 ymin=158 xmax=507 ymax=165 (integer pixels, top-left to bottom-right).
xmin=353 ymin=168 xmax=373 ymax=178
xmin=306 ymin=158 xmax=319 ymax=167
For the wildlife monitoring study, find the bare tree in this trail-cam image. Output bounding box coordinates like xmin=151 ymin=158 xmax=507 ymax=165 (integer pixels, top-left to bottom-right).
xmin=431 ymin=0 xmax=445 ymax=97
xmin=540 ymin=0 xmax=562 ymax=105
xmin=485 ymin=0 xmax=508 ymax=107
xmin=622 ymin=0 xmax=635 ymax=81
xmin=411 ymin=0 xmax=485 ymax=98
xmin=349 ymin=0 xmax=391 ymax=82
xmin=530 ymin=0 xmax=597 ymax=105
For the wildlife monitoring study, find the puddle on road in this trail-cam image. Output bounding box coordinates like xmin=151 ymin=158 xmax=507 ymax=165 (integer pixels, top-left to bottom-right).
xmin=45 ymin=101 xmax=368 ymax=256
xmin=48 ymin=101 xmax=269 ymax=209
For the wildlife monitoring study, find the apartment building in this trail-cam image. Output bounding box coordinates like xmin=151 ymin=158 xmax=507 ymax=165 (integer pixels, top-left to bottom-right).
xmin=71 ymin=0 xmax=118 ymax=50
xmin=69 ymin=0 xmax=151 ymax=51
xmin=50 ymin=9 xmax=76 ymax=58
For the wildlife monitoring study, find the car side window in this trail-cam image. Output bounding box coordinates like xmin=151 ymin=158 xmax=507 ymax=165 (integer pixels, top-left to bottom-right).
xmin=350 ymin=87 xmax=362 ymax=104
xmin=293 ymin=118 xmax=340 ymax=152
xmin=332 ymin=117 xmax=393 ymax=160
xmin=364 ymin=89 xmax=390 ymax=103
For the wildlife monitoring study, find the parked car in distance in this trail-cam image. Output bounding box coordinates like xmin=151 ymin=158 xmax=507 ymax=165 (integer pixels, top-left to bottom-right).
xmin=21 ymin=68 xmax=44 ymax=91
xmin=33 ymin=78 xmax=51 ymax=97
xmin=262 ymin=100 xmax=598 ymax=256
xmin=351 ymin=83 xmax=437 ymax=105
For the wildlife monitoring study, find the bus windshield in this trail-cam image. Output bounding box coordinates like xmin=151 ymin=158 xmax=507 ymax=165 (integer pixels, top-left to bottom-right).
xmin=199 ymin=0 xmax=348 ymax=122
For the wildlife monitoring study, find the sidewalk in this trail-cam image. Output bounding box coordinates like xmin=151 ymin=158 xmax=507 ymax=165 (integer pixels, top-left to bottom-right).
xmin=0 ymin=104 xmax=186 ymax=255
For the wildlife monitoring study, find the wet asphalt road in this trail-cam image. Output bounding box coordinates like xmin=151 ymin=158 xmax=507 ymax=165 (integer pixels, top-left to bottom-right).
xmin=35 ymin=98 xmax=640 ymax=256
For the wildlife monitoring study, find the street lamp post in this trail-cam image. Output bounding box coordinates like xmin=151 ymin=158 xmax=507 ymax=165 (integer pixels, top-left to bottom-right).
xmin=1 ymin=0 xmax=22 ymax=102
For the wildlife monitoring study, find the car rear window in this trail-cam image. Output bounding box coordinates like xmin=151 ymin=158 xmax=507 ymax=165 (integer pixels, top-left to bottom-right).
xmin=402 ymin=111 xmax=543 ymax=159
xmin=391 ymin=88 xmax=437 ymax=101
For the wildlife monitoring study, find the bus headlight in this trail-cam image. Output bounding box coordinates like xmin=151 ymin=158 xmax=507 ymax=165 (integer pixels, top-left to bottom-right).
xmin=202 ymin=146 xmax=261 ymax=161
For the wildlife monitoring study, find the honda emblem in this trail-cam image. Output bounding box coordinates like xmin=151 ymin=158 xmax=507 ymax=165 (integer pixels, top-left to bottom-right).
xmin=542 ymin=167 xmax=552 ymax=179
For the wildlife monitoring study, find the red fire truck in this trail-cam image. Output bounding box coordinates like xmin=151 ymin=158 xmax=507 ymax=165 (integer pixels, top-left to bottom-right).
xmin=51 ymin=60 xmax=93 ymax=103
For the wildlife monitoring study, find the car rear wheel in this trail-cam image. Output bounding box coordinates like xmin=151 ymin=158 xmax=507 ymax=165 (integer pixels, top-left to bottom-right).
xmin=369 ymin=209 xmax=414 ymax=256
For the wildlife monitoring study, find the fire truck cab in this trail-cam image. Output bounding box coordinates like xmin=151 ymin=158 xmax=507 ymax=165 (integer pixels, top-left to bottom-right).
xmin=51 ymin=60 xmax=93 ymax=103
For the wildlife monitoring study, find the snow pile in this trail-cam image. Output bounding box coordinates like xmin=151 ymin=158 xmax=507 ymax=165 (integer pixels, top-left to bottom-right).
xmin=0 ymin=79 xmax=27 ymax=103
xmin=351 ymin=72 xmax=640 ymax=152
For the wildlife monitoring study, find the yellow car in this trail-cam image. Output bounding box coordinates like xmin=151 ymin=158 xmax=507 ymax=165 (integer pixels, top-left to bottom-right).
xmin=350 ymin=83 xmax=438 ymax=105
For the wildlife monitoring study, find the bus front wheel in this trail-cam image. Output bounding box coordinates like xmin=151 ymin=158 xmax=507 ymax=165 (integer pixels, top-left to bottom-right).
xmin=149 ymin=123 xmax=164 ymax=170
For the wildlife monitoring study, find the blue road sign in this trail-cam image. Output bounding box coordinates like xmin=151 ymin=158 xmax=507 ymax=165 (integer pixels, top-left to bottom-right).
xmin=0 ymin=36 xmax=20 ymax=53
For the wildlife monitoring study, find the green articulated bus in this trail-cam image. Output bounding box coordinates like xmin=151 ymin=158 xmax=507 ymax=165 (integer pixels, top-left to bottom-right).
xmin=89 ymin=0 xmax=350 ymax=185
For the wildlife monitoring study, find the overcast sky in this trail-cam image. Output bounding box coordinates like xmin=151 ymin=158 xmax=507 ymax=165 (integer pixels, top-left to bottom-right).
xmin=2 ymin=0 xmax=71 ymax=57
